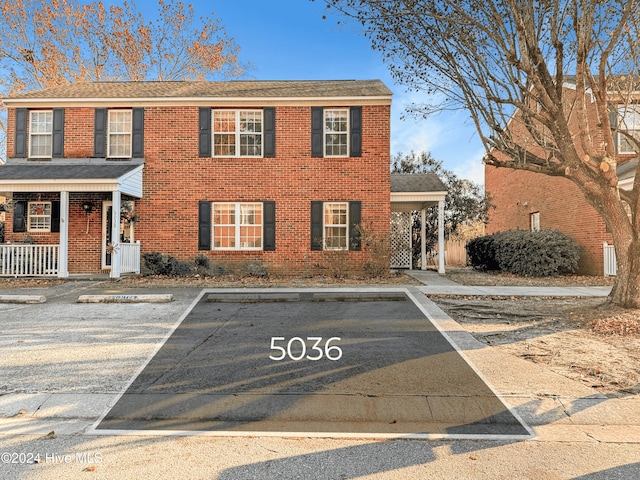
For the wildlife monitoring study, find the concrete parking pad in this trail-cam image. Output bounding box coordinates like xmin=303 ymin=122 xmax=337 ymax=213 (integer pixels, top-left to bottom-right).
xmin=92 ymin=288 xmax=532 ymax=439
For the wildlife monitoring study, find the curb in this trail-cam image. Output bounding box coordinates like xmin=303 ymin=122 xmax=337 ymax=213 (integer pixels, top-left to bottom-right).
xmin=76 ymin=294 xmax=174 ymax=304
xmin=0 ymin=295 xmax=46 ymax=304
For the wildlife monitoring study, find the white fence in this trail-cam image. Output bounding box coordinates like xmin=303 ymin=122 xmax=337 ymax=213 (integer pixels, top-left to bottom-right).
xmin=603 ymin=242 xmax=617 ymax=276
xmin=0 ymin=244 xmax=59 ymax=277
xmin=119 ymin=241 xmax=141 ymax=274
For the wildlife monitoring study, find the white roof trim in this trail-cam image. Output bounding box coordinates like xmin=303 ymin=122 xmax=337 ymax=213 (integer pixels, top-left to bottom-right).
xmin=619 ymin=177 xmax=634 ymax=191
xmin=391 ymin=191 xmax=447 ymax=203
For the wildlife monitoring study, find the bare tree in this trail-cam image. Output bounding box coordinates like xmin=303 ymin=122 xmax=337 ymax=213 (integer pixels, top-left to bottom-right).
xmin=0 ymin=0 xmax=246 ymax=93
xmin=0 ymin=0 xmax=247 ymax=163
xmin=323 ymin=0 xmax=640 ymax=308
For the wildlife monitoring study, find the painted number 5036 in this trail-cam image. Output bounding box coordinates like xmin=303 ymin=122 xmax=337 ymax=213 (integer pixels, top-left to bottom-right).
xmin=269 ymin=337 xmax=342 ymax=361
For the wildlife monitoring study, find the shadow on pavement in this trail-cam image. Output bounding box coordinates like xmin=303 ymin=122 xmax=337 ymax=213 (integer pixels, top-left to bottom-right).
xmin=96 ymin=289 xmax=531 ymax=438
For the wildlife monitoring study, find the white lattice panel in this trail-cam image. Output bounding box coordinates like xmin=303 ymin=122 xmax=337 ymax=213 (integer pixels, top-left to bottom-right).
xmin=390 ymin=211 xmax=412 ymax=268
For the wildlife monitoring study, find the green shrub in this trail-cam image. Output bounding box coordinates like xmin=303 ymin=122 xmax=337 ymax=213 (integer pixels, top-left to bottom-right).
xmin=468 ymin=229 xmax=580 ymax=277
xmin=142 ymin=252 xmax=192 ymax=276
xmin=193 ymin=254 xmax=212 ymax=275
xmin=466 ymin=235 xmax=499 ymax=271
xmin=0 ymin=222 xmax=4 ymax=243
xmin=243 ymin=261 xmax=269 ymax=278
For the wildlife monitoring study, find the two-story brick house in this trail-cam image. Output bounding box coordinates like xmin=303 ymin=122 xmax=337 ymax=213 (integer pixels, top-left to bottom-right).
xmin=0 ymin=80 xmax=399 ymax=277
xmin=485 ymin=82 xmax=638 ymax=276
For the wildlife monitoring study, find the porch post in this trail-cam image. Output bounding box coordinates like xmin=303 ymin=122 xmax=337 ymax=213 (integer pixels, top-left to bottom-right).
xmin=421 ymin=208 xmax=427 ymax=270
xmin=438 ymin=199 xmax=445 ymax=274
xmin=58 ymin=191 xmax=69 ymax=278
xmin=110 ymin=190 xmax=121 ymax=278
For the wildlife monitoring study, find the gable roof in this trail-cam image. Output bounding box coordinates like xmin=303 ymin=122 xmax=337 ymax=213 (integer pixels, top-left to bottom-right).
xmin=4 ymin=80 xmax=392 ymax=107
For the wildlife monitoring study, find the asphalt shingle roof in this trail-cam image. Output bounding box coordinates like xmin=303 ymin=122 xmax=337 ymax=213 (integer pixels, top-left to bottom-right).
xmin=0 ymin=164 xmax=140 ymax=180
xmin=7 ymin=80 xmax=392 ymax=101
xmin=391 ymin=173 xmax=447 ymax=193
xmin=617 ymin=159 xmax=638 ymax=181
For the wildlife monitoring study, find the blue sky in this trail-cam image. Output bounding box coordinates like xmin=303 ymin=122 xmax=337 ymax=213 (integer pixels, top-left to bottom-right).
xmin=157 ymin=1 xmax=486 ymax=184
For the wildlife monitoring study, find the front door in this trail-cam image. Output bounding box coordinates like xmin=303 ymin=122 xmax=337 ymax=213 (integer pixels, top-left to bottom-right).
xmin=102 ymin=201 xmax=134 ymax=269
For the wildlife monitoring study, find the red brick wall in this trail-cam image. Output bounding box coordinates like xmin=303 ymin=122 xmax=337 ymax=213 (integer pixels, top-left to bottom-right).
xmin=136 ymin=105 xmax=391 ymax=273
xmin=485 ymin=166 xmax=612 ymax=275
xmin=484 ymin=86 xmax=617 ymax=275
xmin=4 ymin=104 xmax=391 ymax=274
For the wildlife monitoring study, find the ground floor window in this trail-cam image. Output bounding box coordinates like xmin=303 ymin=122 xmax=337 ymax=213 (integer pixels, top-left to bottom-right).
xmin=213 ymin=202 xmax=263 ymax=250
xmin=530 ymin=212 xmax=540 ymax=232
xmin=28 ymin=201 xmax=52 ymax=232
xmin=311 ymin=201 xmax=361 ymax=251
xmin=323 ymin=202 xmax=348 ymax=250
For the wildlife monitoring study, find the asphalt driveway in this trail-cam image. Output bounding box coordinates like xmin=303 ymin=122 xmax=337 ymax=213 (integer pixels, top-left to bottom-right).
xmin=95 ymin=288 xmax=531 ymax=438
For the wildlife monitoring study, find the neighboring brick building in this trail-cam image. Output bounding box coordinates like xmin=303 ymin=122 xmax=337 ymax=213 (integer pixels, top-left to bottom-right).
xmin=0 ymin=80 xmax=396 ymax=277
xmin=485 ymin=83 xmax=638 ymax=275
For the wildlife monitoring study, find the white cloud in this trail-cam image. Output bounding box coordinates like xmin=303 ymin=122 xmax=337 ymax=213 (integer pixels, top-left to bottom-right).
xmin=451 ymin=149 xmax=486 ymax=186
xmin=388 ymin=87 xmax=487 ymax=185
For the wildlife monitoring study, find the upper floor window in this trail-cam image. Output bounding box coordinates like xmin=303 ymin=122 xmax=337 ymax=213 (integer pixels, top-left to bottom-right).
xmin=213 ymin=110 xmax=263 ymax=157
xmin=324 ymin=109 xmax=349 ymax=157
xmin=108 ymin=110 xmax=132 ymax=158
xmin=28 ymin=201 xmax=52 ymax=232
xmin=29 ymin=111 xmax=53 ymax=158
xmin=617 ymin=105 xmax=640 ymax=154
xmin=311 ymin=106 xmax=361 ymax=158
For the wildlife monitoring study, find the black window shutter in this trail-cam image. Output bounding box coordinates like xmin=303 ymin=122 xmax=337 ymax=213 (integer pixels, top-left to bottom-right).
xmin=263 ymin=107 xmax=275 ymax=158
xmin=263 ymin=201 xmax=276 ymax=250
xmin=349 ymin=201 xmax=362 ymax=251
xmin=350 ymin=106 xmax=362 ymax=157
xmin=198 ymin=200 xmax=211 ymax=250
xmin=13 ymin=201 xmax=27 ymax=233
xmin=15 ymin=108 xmax=27 ymax=158
xmin=51 ymin=108 xmax=65 ymax=158
xmin=199 ymin=107 xmax=211 ymax=157
xmin=132 ymin=108 xmax=144 ymax=157
xmin=311 ymin=107 xmax=324 ymax=157
xmin=310 ymin=201 xmax=324 ymax=250
xmin=94 ymin=108 xmax=107 ymax=157
xmin=50 ymin=201 xmax=61 ymax=233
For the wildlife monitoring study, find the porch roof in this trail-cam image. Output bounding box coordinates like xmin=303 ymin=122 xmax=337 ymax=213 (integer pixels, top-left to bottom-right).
xmin=0 ymin=160 xmax=143 ymax=198
xmin=618 ymin=159 xmax=637 ymax=191
xmin=390 ymin=173 xmax=447 ymax=212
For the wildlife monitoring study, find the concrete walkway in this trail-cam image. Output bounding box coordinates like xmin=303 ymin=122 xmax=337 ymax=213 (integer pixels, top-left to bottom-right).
xmin=405 ymin=269 xmax=612 ymax=297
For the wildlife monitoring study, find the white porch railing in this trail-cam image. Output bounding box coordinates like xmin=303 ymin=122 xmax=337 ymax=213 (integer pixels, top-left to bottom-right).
xmin=603 ymin=242 xmax=617 ymax=276
xmin=0 ymin=244 xmax=59 ymax=277
xmin=119 ymin=241 xmax=141 ymax=274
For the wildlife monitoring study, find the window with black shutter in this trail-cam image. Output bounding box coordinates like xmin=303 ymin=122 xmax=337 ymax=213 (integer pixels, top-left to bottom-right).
xmin=310 ymin=201 xmax=362 ymax=251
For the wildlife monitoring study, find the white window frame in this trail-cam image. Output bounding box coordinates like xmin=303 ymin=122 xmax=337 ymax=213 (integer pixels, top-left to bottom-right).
xmin=212 ymin=202 xmax=263 ymax=250
xmin=323 ymin=202 xmax=349 ymax=250
xmin=107 ymin=109 xmax=133 ymax=158
xmin=212 ymin=110 xmax=263 ymax=158
xmin=27 ymin=201 xmax=52 ymax=232
xmin=324 ymin=109 xmax=349 ymax=158
xmin=530 ymin=212 xmax=540 ymax=232
xmin=617 ymin=105 xmax=640 ymax=154
xmin=29 ymin=110 xmax=53 ymax=158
